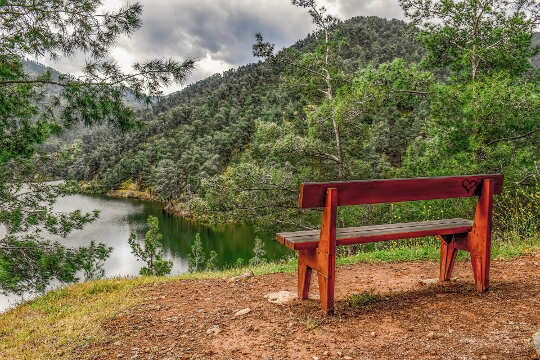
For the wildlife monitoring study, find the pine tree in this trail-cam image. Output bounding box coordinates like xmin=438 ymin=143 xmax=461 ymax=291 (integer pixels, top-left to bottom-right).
xmin=188 ymin=233 xmax=206 ymax=272
xmin=0 ymin=0 xmax=193 ymax=294
xmin=128 ymin=216 xmax=172 ymax=276
xmin=249 ymin=237 xmax=266 ymax=266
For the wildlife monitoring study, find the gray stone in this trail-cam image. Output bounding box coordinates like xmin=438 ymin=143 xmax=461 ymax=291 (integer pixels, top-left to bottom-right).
xmin=206 ymin=325 xmax=221 ymax=335
xmin=420 ymin=278 xmax=439 ymax=285
xmin=264 ymin=291 xmax=297 ymax=304
xmin=420 ymin=277 xmax=459 ymax=285
xmin=234 ymin=308 xmax=251 ymax=317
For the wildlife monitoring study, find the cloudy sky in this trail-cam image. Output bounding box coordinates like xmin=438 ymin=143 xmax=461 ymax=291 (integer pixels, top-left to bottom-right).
xmin=40 ymin=0 xmax=405 ymax=94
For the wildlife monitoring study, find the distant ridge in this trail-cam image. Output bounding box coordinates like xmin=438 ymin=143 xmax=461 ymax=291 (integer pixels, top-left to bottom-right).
xmin=21 ymin=59 xmax=150 ymax=111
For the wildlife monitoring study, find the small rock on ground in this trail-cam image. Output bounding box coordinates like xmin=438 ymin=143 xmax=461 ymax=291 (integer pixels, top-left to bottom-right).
xmin=234 ymin=308 xmax=251 ymax=317
xmin=264 ymin=291 xmax=297 ymax=304
xmin=420 ymin=278 xmax=439 ymax=285
xmin=206 ymin=325 xmax=221 ymax=335
xmin=419 ymin=277 xmax=459 ymax=285
xmin=228 ymin=271 xmax=254 ymax=283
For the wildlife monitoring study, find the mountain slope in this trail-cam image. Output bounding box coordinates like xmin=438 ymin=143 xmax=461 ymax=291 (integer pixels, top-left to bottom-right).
xmin=61 ymin=16 xmax=424 ymax=191
xmin=53 ymin=19 xmax=539 ymax=208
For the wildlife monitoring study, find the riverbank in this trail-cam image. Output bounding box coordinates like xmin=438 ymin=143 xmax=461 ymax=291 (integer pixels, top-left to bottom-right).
xmin=106 ymin=188 xmax=192 ymax=217
xmin=80 ymin=179 xmax=190 ymax=218
xmin=1 ymin=242 xmax=539 ymax=359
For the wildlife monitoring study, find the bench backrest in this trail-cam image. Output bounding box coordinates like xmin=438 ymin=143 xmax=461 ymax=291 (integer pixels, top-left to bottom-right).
xmin=299 ymin=174 xmax=503 ymax=208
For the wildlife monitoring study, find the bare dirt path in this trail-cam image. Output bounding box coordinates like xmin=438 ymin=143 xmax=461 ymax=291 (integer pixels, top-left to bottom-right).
xmin=82 ymin=253 xmax=540 ymax=360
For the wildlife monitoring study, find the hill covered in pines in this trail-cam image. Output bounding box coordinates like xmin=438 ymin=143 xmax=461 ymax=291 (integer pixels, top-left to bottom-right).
xmin=53 ymin=16 xmax=424 ymax=195
xmin=45 ymin=16 xmax=539 ymax=238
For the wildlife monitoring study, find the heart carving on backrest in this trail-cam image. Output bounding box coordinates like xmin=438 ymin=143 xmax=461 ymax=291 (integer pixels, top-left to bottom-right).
xmin=462 ymin=179 xmax=479 ymax=194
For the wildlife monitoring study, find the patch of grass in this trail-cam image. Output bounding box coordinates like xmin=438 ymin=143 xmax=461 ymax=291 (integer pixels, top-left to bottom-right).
xmin=305 ymin=316 xmax=321 ymax=330
xmin=344 ymin=290 xmax=382 ymax=308
xmin=86 ymin=282 xmax=121 ymax=295
xmin=0 ymin=277 xmax=161 ymax=360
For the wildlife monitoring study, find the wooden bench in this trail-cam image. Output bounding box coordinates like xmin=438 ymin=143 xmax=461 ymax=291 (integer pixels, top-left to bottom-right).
xmin=276 ymin=174 xmax=504 ymax=314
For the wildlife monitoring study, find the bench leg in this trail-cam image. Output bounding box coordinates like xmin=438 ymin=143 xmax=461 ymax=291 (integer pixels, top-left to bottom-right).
xmin=298 ymin=251 xmax=312 ymax=300
xmin=470 ymin=253 xmax=489 ymax=292
xmin=317 ymin=187 xmax=337 ymax=315
xmin=317 ymin=271 xmax=334 ymax=315
xmin=439 ymin=235 xmax=458 ymax=282
xmin=469 ymin=179 xmax=494 ymax=292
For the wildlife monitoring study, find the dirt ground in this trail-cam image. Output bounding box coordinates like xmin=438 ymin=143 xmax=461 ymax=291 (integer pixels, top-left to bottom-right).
xmin=81 ymin=253 xmax=540 ymax=360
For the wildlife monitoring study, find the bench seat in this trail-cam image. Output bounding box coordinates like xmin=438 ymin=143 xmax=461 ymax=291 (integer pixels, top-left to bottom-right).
xmin=277 ymin=218 xmax=473 ymax=250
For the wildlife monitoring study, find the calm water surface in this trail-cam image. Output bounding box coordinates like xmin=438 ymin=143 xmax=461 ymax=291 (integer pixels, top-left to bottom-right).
xmin=0 ymin=194 xmax=291 ymax=311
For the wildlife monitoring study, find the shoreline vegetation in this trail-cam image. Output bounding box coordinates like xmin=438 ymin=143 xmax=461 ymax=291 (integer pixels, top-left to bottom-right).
xmin=81 ymin=180 xmax=190 ymax=218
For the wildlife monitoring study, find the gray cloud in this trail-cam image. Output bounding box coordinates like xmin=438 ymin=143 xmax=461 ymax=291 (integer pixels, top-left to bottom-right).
xmin=336 ymin=0 xmax=404 ymax=20
xmin=126 ymin=0 xmax=314 ymax=65
xmin=41 ymin=0 xmax=404 ymax=93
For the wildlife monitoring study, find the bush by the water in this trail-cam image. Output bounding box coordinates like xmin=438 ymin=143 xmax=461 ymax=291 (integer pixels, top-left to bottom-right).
xmin=128 ymin=216 xmax=173 ymax=276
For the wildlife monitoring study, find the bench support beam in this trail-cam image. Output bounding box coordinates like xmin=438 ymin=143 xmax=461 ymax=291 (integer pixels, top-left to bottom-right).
xmin=468 ymin=179 xmax=494 ymax=292
xmin=298 ymin=250 xmax=313 ymax=299
xmin=439 ymin=235 xmax=458 ymax=281
xmin=297 ymin=188 xmax=337 ymax=314
xmin=437 ymin=179 xmax=493 ymax=291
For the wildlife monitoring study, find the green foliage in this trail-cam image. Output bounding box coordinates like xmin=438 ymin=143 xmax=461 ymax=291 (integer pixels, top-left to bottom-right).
xmin=492 ymin=177 xmax=540 ymax=243
xmin=188 ymin=233 xmax=206 ymax=273
xmin=0 ymin=0 xmax=193 ymax=294
xmin=56 ymin=16 xmax=422 ymax=204
xmin=403 ymin=72 xmax=539 ymax=175
xmin=235 ymin=258 xmax=245 ymax=267
xmin=193 ymin=161 xmax=301 ymax=228
xmin=305 ymin=316 xmax=321 ymax=330
xmin=152 ymin=159 xmax=187 ymax=204
xmin=334 ymin=58 xmax=435 ymax=174
xmin=0 ymin=237 xmax=111 ymax=295
xmin=344 ymin=290 xmax=382 ymax=308
xmin=128 ymin=216 xmax=172 ymax=276
xmin=399 ymin=0 xmax=539 ymax=80
xmin=249 ymin=237 xmax=266 ymax=266
xmin=206 ymin=250 xmax=218 ymax=271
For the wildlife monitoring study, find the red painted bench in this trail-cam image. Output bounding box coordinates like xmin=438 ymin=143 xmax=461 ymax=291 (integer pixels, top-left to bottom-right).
xmin=276 ymin=174 xmax=503 ymax=314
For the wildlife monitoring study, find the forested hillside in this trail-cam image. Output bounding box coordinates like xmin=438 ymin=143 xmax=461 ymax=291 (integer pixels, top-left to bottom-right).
xmin=54 ymin=16 xmax=423 ymax=197
xmin=49 ymin=14 xmax=538 ymax=245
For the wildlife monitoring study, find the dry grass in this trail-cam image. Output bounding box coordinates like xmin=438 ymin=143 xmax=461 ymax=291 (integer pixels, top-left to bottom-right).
xmin=0 ymin=278 xmax=146 ymax=359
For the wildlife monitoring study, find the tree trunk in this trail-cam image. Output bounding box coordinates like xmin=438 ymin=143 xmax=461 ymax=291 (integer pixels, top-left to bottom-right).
xmin=323 ymin=27 xmax=344 ymax=178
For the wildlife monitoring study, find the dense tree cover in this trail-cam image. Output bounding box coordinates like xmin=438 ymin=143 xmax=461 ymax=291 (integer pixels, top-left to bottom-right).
xmin=52 ymin=1 xmax=538 ymax=251
xmin=195 ymin=0 xmax=539 ymax=240
xmin=0 ymin=0 xmax=193 ymax=294
xmin=55 ymin=15 xmax=424 ymax=203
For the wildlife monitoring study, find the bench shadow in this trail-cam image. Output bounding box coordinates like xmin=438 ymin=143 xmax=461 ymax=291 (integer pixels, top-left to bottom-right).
xmin=291 ymin=279 xmax=534 ymax=319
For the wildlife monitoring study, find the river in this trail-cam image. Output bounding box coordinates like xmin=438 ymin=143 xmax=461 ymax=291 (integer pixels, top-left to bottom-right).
xmin=0 ymin=194 xmax=292 ymax=311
